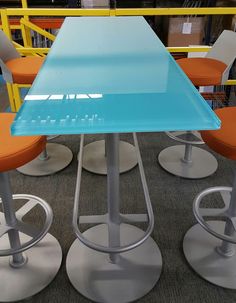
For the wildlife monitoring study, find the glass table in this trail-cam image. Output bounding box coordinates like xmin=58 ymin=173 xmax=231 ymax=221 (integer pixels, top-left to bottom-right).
xmin=12 ymin=16 xmax=220 ymax=303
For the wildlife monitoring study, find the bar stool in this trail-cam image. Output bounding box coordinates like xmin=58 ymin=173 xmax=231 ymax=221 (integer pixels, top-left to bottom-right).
xmin=183 ymin=107 xmax=236 ymax=289
xmin=158 ymin=30 xmax=236 ymax=179
xmin=158 ymin=130 xmax=218 ymax=179
xmin=0 ymin=30 xmax=73 ymax=177
xmin=0 ymin=113 xmax=62 ymax=301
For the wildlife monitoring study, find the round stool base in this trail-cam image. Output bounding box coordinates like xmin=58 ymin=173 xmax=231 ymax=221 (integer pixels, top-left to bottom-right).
xmin=17 ymin=143 xmax=73 ymax=176
xmin=66 ymin=224 xmax=162 ymax=303
xmin=0 ymin=233 xmax=62 ymax=302
xmin=158 ymin=145 xmax=218 ymax=179
xmin=81 ymin=140 xmax=137 ymax=175
xmin=183 ymin=221 xmax=236 ymax=289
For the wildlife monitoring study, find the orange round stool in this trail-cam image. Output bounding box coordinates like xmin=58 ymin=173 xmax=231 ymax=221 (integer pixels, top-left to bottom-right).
xmin=183 ymin=107 xmax=236 ymax=289
xmin=0 ymin=113 xmax=62 ymax=302
xmin=158 ymin=30 xmax=236 ymax=179
xmin=177 ymin=57 xmax=227 ymax=87
xmin=0 ymin=30 xmax=73 ymax=177
xmin=5 ymin=56 xmax=44 ymax=85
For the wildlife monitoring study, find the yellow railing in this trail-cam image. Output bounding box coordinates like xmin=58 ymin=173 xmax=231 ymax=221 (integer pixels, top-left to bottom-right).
xmin=0 ymin=5 xmax=235 ymax=111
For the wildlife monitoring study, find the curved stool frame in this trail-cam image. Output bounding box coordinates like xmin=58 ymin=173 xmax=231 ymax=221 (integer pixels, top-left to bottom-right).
xmin=193 ymin=186 xmax=236 ymax=245
xmin=183 ymin=172 xmax=236 ymax=289
xmin=158 ymin=130 xmax=218 ymax=179
xmin=0 ymin=193 xmax=52 ymax=257
xmin=0 ymin=172 xmax=62 ymax=301
xmin=66 ymin=133 xmax=162 ymax=303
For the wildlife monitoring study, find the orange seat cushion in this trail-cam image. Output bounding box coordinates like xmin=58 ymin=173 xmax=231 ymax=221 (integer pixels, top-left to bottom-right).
xmin=0 ymin=113 xmax=46 ymax=172
xmin=201 ymin=107 xmax=236 ymax=160
xmin=5 ymin=56 xmax=44 ymax=84
xmin=177 ymin=58 xmax=227 ymax=86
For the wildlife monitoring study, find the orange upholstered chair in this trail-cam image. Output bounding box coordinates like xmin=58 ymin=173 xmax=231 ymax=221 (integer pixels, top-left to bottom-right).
xmin=0 ymin=31 xmax=73 ymax=177
xmin=0 ymin=29 xmax=44 ymax=112
xmin=0 ymin=113 xmax=62 ymax=302
xmin=177 ymin=30 xmax=236 ymax=87
xmin=183 ymin=107 xmax=236 ymax=289
xmin=177 ymin=57 xmax=227 ymax=86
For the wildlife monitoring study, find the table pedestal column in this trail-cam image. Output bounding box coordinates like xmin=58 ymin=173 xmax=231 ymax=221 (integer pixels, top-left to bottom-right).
xmin=66 ymin=133 xmax=162 ymax=303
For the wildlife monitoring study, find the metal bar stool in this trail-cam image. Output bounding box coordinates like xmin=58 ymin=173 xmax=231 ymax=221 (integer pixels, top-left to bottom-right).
xmin=0 ymin=113 xmax=62 ymax=302
xmin=0 ymin=30 xmax=73 ymax=177
xmin=183 ymin=107 xmax=236 ymax=289
xmin=158 ymin=30 xmax=236 ymax=179
xmin=158 ymin=130 xmax=218 ymax=179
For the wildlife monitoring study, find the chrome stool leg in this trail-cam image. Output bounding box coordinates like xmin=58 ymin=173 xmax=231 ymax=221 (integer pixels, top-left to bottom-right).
xmin=158 ymin=131 xmax=218 ymax=179
xmin=183 ymin=172 xmax=236 ymax=289
xmin=0 ymin=172 xmax=62 ymax=301
xmin=17 ymin=142 xmax=73 ymax=176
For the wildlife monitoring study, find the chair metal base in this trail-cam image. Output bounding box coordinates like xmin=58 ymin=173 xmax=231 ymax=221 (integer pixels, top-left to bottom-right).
xmin=81 ymin=140 xmax=138 ymax=175
xmin=17 ymin=143 xmax=73 ymax=176
xmin=183 ymin=221 xmax=236 ymax=289
xmin=158 ymin=145 xmax=218 ymax=179
xmin=0 ymin=232 xmax=62 ymax=302
xmin=66 ymin=224 xmax=162 ymax=303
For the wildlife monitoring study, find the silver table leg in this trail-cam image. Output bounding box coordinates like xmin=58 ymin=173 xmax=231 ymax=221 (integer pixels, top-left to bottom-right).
xmin=67 ymin=133 xmax=162 ymax=303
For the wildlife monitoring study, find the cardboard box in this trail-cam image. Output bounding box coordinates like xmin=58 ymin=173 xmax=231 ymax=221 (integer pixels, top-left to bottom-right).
xmin=167 ymin=17 xmax=205 ymax=47
xmin=81 ymin=0 xmax=109 ymax=7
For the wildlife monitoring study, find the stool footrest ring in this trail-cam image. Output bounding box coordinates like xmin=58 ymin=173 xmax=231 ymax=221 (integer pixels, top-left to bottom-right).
xmin=166 ymin=131 xmax=204 ymax=145
xmin=0 ymin=194 xmax=53 ymax=256
xmin=193 ymin=186 xmax=236 ymax=244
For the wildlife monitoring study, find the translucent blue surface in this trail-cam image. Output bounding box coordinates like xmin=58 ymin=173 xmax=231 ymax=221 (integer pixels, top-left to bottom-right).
xmin=12 ymin=17 xmax=220 ymax=136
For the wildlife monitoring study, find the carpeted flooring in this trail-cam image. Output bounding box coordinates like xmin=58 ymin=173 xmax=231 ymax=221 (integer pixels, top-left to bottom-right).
xmin=5 ymin=132 xmax=236 ymax=303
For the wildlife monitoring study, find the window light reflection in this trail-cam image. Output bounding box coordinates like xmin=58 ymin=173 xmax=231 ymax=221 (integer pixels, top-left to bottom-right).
xmin=25 ymin=95 xmax=49 ymax=101
xmin=49 ymin=95 xmax=64 ymax=100
xmin=24 ymin=94 xmax=103 ymax=101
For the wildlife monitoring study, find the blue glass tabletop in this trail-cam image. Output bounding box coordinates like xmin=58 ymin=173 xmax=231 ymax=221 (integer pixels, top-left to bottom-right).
xmin=11 ymin=16 xmax=220 ymax=136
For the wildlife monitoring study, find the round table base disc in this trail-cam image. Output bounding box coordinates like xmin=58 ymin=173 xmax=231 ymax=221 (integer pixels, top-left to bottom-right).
xmin=158 ymin=145 xmax=218 ymax=179
xmin=17 ymin=143 xmax=73 ymax=176
xmin=66 ymin=224 xmax=162 ymax=303
xmin=183 ymin=221 xmax=236 ymax=289
xmin=81 ymin=140 xmax=138 ymax=175
xmin=0 ymin=233 xmax=62 ymax=302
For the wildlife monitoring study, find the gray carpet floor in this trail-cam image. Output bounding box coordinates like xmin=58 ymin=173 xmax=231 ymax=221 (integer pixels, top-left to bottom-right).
xmin=5 ymin=132 xmax=236 ymax=303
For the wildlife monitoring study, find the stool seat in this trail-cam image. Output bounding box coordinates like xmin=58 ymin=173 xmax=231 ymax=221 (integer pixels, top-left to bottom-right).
xmin=6 ymin=56 xmax=44 ymax=84
xmin=201 ymin=107 xmax=236 ymax=160
xmin=177 ymin=57 xmax=227 ymax=86
xmin=0 ymin=113 xmax=46 ymax=172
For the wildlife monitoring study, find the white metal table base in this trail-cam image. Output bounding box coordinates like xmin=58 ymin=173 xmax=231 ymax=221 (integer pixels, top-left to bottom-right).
xmin=82 ymin=140 xmax=137 ymax=175
xmin=158 ymin=145 xmax=218 ymax=179
xmin=183 ymin=221 xmax=236 ymax=289
xmin=0 ymin=232 xmax=62 ymax=302
xmin=67 ymin=133 xmax=161 ymax=302
xmin=17 ymin=143 xmax=73 ymax=176
xmin=67 ymin=223 xmax=162 ymax=303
